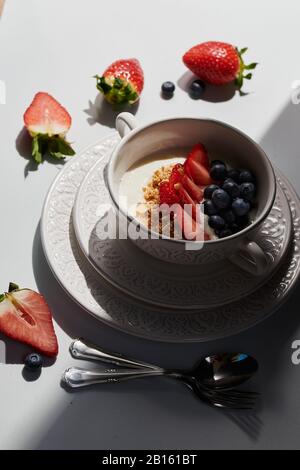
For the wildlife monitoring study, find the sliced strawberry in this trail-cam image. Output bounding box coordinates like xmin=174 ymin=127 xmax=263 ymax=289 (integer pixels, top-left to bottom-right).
xmin=23 ymin=92 xmax=75 ymax=164
xmin=187 ymin=143 xmax=209 ymax=170
xmin=182 ymin=174 xmax=204 ymax=202
xmin=174 ymin=182 xmax=199 ymax=219
xmin=174 ymin=205 xmax=205 ymax=241
xmin=169 ymin=163 xmax=184 ymax=189
xmin=186 ymin=158 xmax=212 ymax=186
xmin=159 ymin=181 xmax=180 ymax=205
xmin=0 ymin=283 xmax=58 ymax=357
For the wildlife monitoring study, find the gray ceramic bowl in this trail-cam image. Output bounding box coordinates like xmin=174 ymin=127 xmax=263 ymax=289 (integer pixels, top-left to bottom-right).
xmin=106 ymin=113 xmax=276 ymax=275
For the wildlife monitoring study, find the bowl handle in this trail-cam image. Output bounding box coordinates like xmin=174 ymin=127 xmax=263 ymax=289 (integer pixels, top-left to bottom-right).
xmin=229 ymin=240 xmax=270 ymax=276
xmin=116 ymin=112 xmax=138 ymax=138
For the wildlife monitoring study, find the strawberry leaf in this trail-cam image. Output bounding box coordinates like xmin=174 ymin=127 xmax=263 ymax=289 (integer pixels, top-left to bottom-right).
xmin=95 ymin=75 xmax=139 ymax=105
xmin=48 ymin=136 xmax=75 ymax=159
xmin=32 ymin=135 xmax=43 ymax=164
xmin=245 ymin=62 xmax=258 ymax=70
xmin=9 ymin=283 xmax=19 ymax=293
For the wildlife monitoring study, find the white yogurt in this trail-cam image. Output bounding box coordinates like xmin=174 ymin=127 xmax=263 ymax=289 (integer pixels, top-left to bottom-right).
xmin=119 ymin=153 xmax=186 ymax=217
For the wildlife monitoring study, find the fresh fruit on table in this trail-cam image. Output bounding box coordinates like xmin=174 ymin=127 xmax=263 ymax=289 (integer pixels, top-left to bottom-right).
xmin=24 ymin=353 xmax=43 ymax=371
xmin=183 ymin=42 xmax=258 ymax=90
xmin=208 ymin=215 xmax=226 ymax=231
xmin=189 ymin=79 xmax=205 ymax=99
xmin=212 ymin=189 xmax=231 ymax=210
xmin=187 ymin=143 xmax=210 ymax=169
xmin=204 ymin=200 xmax=218 ymax=216
xmin=181 ymin=174 xmax=204 ymax=202
xmin=95 ymin=58 xmax=144 ymax=105
xmin=161 ymin=81 xmax=176 ymax=98
xmin=210 ymin=162 xmax=228 ymax=181
xmin=159 ymin=181 xmax=181 ymax=205
xmin=227 ymin=169 xmax=240 ymax=182
xmin=0 ymin=283 xmax=58 ymax=357
xmin=222 ymin=179 xmax=240 ymax=198
xmin=238 ymin=170 xmax=255 ymax=184
xmin=219 ymin=228 xmax=233 ymax=239
xmin=24 ymin=92 xmax=75 ymax=164
xmin=239 ymin=182 xmax=256 ymax=201
xmin=204 ymin=184 xmax=220 ymax=200
xmin=175 ymin=204 xmax=209 ymax=241
xmin=232 ymin=198 xmax=251 ymax=217
xmin=219 ymin=209 xmax=236 ymax=225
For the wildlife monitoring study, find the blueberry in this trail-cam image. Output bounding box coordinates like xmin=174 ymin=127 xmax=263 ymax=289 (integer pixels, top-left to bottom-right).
xmin=190 ymin=80 xmax=205 ymax=99
xmin=204 ymin=200 xmax=218 ymax=216
xmin=227 ymin=169 xmax=240 ymax=182
xmin=239 ymin=170 xmax=255 ymax=184
xmin=208 ymin=215 xmax=226 ymax=230
xmin=24 ymin=353 xmax=43 ymax=370
xmin=161 ymin=81 xmax=175 ymax=97
xmin=219 ymin=228 xmax=233 ymax=239
xmin=239 ymin=182 xmax=256 ymax=202
xmin=236 ymin=215 xmax=250 ymax=228
xmin=211 ymin=160 xmax=226 ymax=168
xmin=219 ymin=209 xmax=236 ymax=225
xmin=230 ymin=223 xmax=240 ymax=233
xmin=204 ymin=184 xmax=219 ymax=199
xmin=232 ymin=198 xmax=251 ymax=217
xmin=212 ymin=189 xmax=231 ymax=210
xmin=222 ymin=180 xmax=240 ymax=198
xmin=210 ymin=164 xmax=228 ymax=181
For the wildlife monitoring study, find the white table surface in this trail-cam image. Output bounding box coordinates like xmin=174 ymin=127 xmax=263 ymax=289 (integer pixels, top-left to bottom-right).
xmin=1 ymin=0 xmax=300 ymax=450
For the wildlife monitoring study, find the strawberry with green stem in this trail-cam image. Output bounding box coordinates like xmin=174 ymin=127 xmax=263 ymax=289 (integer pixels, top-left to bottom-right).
xmin=183 ymin=41 xmax=258 ymax=91
xmin=95 ymin=58 xmax=144 ymax=105
xmin=24 ymin=92 xmax=75 ymax=164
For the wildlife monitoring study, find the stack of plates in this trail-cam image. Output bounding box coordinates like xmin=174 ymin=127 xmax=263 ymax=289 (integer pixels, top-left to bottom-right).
xmin=41 ymin=134 xmax=300 ymax=342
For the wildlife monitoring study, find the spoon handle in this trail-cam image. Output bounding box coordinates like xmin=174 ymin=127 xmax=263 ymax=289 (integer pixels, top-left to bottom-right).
xmin=70 ymin=339 xmax=161 ymax=370
xmin=62 ymin=367 xmax=163 ymax=389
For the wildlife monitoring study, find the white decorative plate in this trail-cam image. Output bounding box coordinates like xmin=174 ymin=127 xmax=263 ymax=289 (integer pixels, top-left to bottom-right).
xmin=73 ymin=153 xmax=292 ymax=310
xmin=41 ymin=134 xmax=300 ymax=342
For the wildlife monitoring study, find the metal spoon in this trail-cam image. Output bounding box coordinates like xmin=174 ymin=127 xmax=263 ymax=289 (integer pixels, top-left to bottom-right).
xmin=69 ymin=339 xmax=258 ymax=390
xmin=62 ymin=366 xmax=257 ymax=409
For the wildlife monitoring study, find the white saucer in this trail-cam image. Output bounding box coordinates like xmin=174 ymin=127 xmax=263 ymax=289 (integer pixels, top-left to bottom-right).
xmin=72 ymin=139 xmax=292 ymax=310
xmin=41 ymin=134 xmax=300 ymax=342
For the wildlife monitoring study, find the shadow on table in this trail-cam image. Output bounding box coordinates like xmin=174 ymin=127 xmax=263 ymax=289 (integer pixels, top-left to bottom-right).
xmin=177 ymin=71 xmax=237 ymax=103
xmin=84 ymin=94 xmax=139 ymax=129
xmin=15 ymin=127 xmax=66 ymax=178
xmin=30 ymin=100 xmax=300 ymax=448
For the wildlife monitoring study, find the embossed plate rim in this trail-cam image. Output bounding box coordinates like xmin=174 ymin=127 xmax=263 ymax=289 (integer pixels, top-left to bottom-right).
xmin=73 ymin=152 xmax=292 ymax=310
xmin=41 ymin=134 xmax=300 ymax=342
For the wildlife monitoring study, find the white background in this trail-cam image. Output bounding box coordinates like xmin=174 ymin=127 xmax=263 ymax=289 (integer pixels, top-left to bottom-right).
xmin=0 ymin=0 xmax=300 ymax=449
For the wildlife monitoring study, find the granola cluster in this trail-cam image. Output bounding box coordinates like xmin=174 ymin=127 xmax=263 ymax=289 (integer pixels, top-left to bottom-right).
xmin=136 ymin=164 xmax=177 ymax=237
xmin=142 ymin=164 xmax=174 ymax=205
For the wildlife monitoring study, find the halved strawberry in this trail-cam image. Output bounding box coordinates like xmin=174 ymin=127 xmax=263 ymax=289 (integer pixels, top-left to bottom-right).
xmin=182 ymin=174 xmax=204 ymax=202
xmin=174 ymin=204 xmax=205 ymax=241
xmin=174 ymin=182 xmax=199 ymax=219
xmin=23 ymin=92 xmax=75 ymax=164
xmin=169 ymin=163 xmax=184 ymax=189
xmin=95 ymin=58 xmax=144 ymax=105
xmin=0 ymin=283 xmax=58 ymax=357
xmin=187 ymin=143 xmax=209 ymax=169
xmin=185 ymin=158 xmax=212 ymax=186
xmin=159 ymin=181 xmax=181 ymax=205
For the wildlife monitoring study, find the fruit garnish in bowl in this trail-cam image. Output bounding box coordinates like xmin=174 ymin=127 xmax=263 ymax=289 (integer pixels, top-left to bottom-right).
xmin=95 ymin=58 xmax=144 ymax=105
xmin=0 ymin=283 xmax=58 ymax=357
xmin=183 ymin=41 xmax=258 ymax=90
xmin=140 ymin=143 xmax=256 ymax=241
xmin=24 ymin=92 xmax=75 ymax=164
